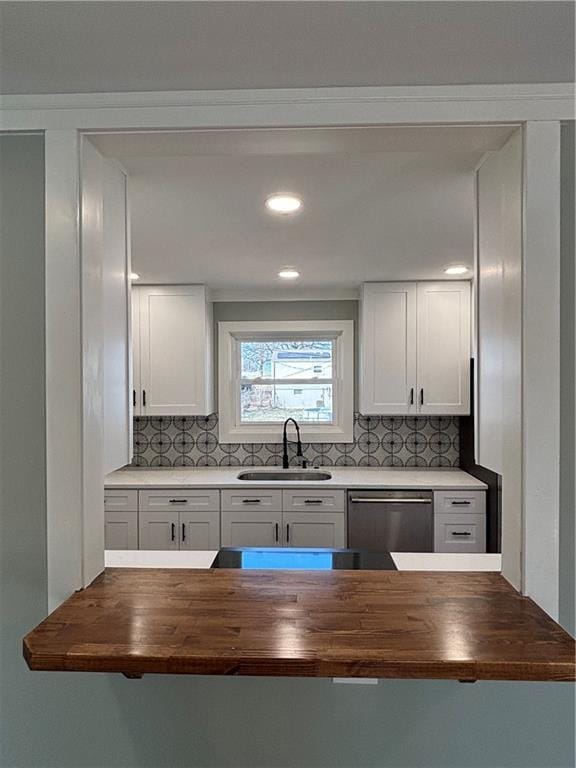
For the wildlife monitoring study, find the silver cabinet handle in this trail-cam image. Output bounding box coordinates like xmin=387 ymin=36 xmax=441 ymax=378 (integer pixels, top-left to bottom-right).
xmin=286 ymin=523 xmax=290 ymax=543
xmin=349 ymin=498 xmax=432 ymax=504
xmin=275 ymin=523 xmax=279 ymax=542
xmin=181 ymin=523 xmax=186 ymax=542
xmin=409 ymin=388 xmax=414 ymax=405
xmin=171 ymin=523 xmax=176 ymax=541
xmin=420 ymin=388 xmax=424 ymax=406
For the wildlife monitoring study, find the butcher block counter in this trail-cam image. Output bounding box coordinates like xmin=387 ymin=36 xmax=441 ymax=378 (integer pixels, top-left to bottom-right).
xmin=24 ymin=565 xmax=575 ymax=682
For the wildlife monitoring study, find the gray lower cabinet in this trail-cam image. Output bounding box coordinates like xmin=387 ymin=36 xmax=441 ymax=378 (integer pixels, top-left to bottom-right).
xmin=283 ymin=512 xmax=345 ymax=548
xmin=104 ymin=489 xmax=138 ymax=550
xmin=433 ymin=491 xmax=487 ymax=553
xmin=221 ymin=511 xmax=283 ymax=548
xmin=139 ymin=510 xmax=220 ymax=550
xmin=221 ymin=510 xmax=346 ymax=548
xmin=105 ymin=511 xmax=138 ymax=550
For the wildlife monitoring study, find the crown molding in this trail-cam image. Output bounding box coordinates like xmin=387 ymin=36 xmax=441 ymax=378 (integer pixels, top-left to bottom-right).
xmin=1 ymin=82 xmax=573 ymax=110
xmin=1 ymin=83 xmax=573 ymax=131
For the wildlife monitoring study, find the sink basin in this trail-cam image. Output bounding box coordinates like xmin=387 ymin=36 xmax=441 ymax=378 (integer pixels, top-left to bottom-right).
xmin=237 ymin=470 xmax=332 ymax=482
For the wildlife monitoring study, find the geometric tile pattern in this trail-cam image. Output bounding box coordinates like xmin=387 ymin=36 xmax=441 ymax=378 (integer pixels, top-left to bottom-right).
xmin=132 ymin=413 xmax=460 ymax=468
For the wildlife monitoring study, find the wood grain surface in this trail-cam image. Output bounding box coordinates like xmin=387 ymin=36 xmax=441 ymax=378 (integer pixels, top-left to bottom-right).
xmin=23 ymin=568 xmax=576 ymax=681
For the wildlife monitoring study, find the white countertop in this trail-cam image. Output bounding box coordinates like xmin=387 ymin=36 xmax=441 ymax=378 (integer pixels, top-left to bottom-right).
xmin=104 ymin=466 xmax=487 ymax=490
xmin=105 ymin=550 xmax=501 ymax=572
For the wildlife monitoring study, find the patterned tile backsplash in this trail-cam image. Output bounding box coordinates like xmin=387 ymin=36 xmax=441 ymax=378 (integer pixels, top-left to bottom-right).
xmin=132 ymin=414 xmax=460 ymax=468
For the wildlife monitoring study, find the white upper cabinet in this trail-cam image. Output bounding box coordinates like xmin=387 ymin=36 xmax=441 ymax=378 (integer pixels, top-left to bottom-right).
xmin=416 ymin=282 xmax=470 ymax=415
xmin=360 ymin=283 xmax=417 ymax=415
xmin=360 ymin=281 xmax=470 ymax=415
xmin=133 ymin=285 xmax=214 ymax=416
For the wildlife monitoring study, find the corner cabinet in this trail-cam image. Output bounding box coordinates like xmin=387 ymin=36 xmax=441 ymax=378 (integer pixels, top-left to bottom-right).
xmin=360 ymin=281 xmax=470 ymax=415
xmin=132 ymin=285 xmax=214 ymax=416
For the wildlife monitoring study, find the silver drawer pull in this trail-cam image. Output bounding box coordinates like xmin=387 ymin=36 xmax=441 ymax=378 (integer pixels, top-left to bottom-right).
xmin=169 ymin=498 xmax=187 ymax=504
xmin=304 ymin=499 xmax=323 ymax=505
xmin=349 ymin=498 xmax=432 ymax=504
xmin=242 ymin=498 xmax=262 ymax=504
xmin=451 ymin=501 xmax=472 ymax=506
xmin=451 ymin=531 xmax=472 ymax=536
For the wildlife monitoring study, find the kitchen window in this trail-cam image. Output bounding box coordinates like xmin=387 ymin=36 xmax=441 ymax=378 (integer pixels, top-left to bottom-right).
xmin=218 ymin=321 xmax=354 ymax=443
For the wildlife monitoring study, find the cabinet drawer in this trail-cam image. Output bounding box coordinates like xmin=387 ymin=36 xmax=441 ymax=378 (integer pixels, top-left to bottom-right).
xmin=139 ymin=489 xmax=220 ymax=512
xmin=104 ymin=489 xmax=138 ymax=512
xmin=434 ymin=490 xmax=486 ymax=515
xmin=434 ymin=513 xmax=486 ymax=553
xmin=283 ymin=489 xmax=346 ymax=512
xmin=221 ymin=489 xmax=282 ymax=513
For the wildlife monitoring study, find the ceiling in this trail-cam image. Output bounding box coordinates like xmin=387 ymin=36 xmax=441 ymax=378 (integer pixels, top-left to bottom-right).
xmin=1 ymin=2 xmax=573 ymax=95
xmin=92 ymin=125 xmax=518 ymax=292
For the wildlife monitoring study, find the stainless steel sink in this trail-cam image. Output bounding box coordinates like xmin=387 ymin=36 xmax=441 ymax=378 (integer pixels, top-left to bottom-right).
xmin=237 ymin=470 xmax=332 ymax=482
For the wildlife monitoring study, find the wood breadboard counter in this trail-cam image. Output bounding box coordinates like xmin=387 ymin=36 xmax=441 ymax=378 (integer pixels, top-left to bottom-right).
xmin=23 ymin=568 xmax=575 ymax=681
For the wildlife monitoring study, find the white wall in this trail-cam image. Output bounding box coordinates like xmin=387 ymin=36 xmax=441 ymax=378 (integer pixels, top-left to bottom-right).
xmin=80 ymin=138 xmax=132 ymax=585
xmin=102 ymin=158 xmax=132 ymax=473
xmin=476 ymin=130 xmax=523 ymax=589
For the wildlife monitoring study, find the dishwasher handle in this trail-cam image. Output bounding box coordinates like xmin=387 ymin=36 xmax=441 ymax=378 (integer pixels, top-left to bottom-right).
xmin=349 ymin=497 xmax=432 ymax=504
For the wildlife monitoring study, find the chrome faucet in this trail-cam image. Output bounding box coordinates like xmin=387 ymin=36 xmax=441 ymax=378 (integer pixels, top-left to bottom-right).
xmin=282 ymin=418 xmax=305 ymax=470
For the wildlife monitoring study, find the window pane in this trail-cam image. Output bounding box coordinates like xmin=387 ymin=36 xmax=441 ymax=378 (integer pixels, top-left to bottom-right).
xmin=240 ymin=340 xmax=333 ymax=380
xmin=240 ymin=383 xmax=333 ymax=423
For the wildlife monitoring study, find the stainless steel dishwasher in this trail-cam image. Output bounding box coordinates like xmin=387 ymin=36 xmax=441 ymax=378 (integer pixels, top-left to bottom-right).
xmin=347 ymin=490 xmax=434 ymax=552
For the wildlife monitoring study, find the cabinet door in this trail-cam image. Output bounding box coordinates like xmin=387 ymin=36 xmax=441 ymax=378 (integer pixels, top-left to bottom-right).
xmin=105 ymin=512 xmax=138 ymax=550
xmin=139 ymin=511 xmax=179 ymax=550
xmin=180 ymin=511 xmax=220 ymax=550
xmin=283 ymin=512 xmax=346 ymax=548
xmin=131 ymin=287 xmax=142 ymax=416
xmin=221 ymin=511 xmax=282 ymax=548
xmin=416 ymin=282 xmax=470 ymax=415
xmin=360 ymin=283 xmax=417 ymax=414
xmin=139 ymin=285 xmax=213 ymax=416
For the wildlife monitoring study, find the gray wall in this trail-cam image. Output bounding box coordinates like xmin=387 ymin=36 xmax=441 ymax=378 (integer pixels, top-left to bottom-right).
xmin=559 ymin=120 xmax=575 ymax=635
xmin=1 ymin=134 xmax=575 ymax=768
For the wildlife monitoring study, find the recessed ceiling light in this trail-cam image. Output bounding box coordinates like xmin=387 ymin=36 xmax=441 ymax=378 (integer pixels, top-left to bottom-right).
xmin=265 ymin=194 xmax=302 ymax=215
xmin=278 ymin=267 xmax=300 ymax=280
xmin=444 ymin=265 xmax=470 ymax=275
xmin=130 ymin=272 xmax=140 ymax=280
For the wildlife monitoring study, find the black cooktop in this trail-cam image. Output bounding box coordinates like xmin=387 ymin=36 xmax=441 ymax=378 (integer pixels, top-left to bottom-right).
xmin=210 ymin=548 xmax=398 ymax=571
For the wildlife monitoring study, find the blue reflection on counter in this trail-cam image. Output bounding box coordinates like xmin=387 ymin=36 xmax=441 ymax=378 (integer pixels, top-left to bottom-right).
xmin=241 ymin=550 xmax=333 ymax=570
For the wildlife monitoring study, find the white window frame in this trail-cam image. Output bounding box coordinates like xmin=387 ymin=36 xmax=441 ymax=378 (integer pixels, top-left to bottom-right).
xmin=218 ymin=321 xmax=354 ymax=443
